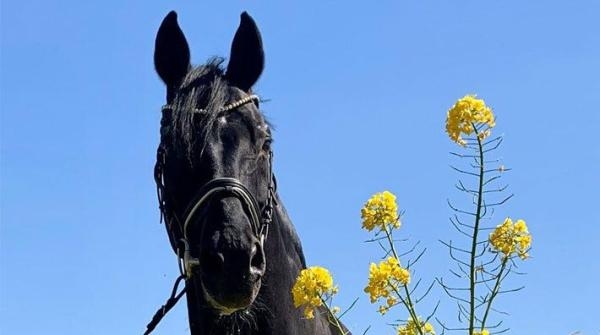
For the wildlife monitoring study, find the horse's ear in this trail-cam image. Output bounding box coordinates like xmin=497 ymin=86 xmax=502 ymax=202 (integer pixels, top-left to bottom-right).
xmin=154 ymin=11 xmax=190 ymax=98
xmin=225 ymin=12 xmax=264 ymax=92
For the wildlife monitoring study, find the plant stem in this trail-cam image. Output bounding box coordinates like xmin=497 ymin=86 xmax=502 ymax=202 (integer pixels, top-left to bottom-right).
xmin=382 ymin=222 xmax=399 ymax=262
xmin=388 ymin=283 xmax=423 ymax=335
xmin=480 ymin=257 xmax=508 ymax=330
xmin=321 ymin=297 xmax=347 ymax=335
xmin=469 ymin=126 xmax=486 ymax=335
xmin=382 ymin=223 xmax=424 ymax=335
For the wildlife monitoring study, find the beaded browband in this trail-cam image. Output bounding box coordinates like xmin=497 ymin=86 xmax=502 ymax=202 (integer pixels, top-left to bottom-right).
xmin=162 ymin=94 xmax=260 ymax=114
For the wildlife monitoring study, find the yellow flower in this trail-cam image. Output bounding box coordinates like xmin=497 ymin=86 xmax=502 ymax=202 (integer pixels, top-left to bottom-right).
xmin=397 ymin=317 xmax=436 ymax=335
xmin=473 ymin=329 xmax=489 ymax=335
xmin=361 ymin=191 xmax=400 ymax=231
xmin=446 ymin=95 xmax=495 ymax=146
xmin=424 ymin=322 xmax=435 ymax=333
xmin=291 ymin=266 xmax=337 ymax=319
xmin=397 ymin=325 xmax=412 ymax=335
xmin=489 ymin=218 xmax=532 ymax=260
xmin=364 ymin=257 xmax=410 ymax=313
xmin=514 ymin=219 xmax=527 ymax=233
xmin=378 ymin=305 xmax=390 ymax=315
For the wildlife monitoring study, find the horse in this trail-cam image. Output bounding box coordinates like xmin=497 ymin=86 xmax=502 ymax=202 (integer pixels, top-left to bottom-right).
xmin=149 ymin=11 xmax=349 ymax=335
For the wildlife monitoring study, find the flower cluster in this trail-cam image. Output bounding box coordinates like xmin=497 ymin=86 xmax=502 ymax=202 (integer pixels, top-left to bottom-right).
xmin=473 ymin=330 xmax=489 ymax=335
xmin=489 ymin=218 xmax=532 ymax=260
xmin=397 ymin=318 xmax=436 ymax=335
xmin=445 ymin=94 xmax=495 ymax=146
xmin=361 ymin=191 xmax=400 ymax=231
xmin=364 ymin=257 xmax=410 ymax=314
xmin=291 ymin=266 xmax=338 ymax=319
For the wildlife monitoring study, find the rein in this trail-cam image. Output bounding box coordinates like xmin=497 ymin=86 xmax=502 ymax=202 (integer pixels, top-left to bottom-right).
xmin=144 ymin=94 xmax=277 ymax=334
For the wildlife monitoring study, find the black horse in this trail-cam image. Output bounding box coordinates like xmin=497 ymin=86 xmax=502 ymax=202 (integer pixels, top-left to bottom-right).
xmin=150 ymin=11 xmax=348 ymax=335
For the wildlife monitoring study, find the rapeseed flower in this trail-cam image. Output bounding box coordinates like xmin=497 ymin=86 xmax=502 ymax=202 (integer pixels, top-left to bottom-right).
xmin=446 ymin=95 xmax=495 ymax=146
xmin=365 ymin=257 xmax=410 ymax=313
xmin=361 ymin=191 xmax=400 ymax=231
xmin=397 ymin=317 xmax=436 ymax=335
xmin=473 ymin=330 xmax=490 ymax=335
xmin=291 ymin=266 xmax=337 ymax=319
xmin=489 ymin=218 xmax=532 ymax=260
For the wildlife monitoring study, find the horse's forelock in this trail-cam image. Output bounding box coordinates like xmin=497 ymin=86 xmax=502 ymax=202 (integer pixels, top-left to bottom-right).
xmin=166 ymin=57 xmax=229 ymax=161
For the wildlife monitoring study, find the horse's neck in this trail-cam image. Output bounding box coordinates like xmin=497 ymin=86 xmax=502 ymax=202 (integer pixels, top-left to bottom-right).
xmin=184 ymin=195 xmax=340 ymax=335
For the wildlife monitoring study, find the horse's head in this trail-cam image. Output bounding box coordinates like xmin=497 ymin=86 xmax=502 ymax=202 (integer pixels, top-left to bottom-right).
xmin=153 ymin=11 xmax=273 ymax=315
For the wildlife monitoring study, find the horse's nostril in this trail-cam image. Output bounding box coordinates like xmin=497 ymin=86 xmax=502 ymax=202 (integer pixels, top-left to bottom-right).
xmin=250 ymin=242 xmax=265 ymax=276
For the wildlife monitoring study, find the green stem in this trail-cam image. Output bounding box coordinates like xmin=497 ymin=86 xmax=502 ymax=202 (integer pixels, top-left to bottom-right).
xmin=387 ymin=281 xmax=424 ymax=334
xmin=402 ymin=283 xmax=422 ymax=334
xmin=469 ymin=125 xmax=485 ymax=335
xmin=382 ymin=222 xmax=399 ymax=261
xmin=480 ymin=257 xmax=508 ymax=330
xmin=382 ymin=223 xmax=424 ymax=335
xmin=320 ymin=297 xmax=347 ymax=335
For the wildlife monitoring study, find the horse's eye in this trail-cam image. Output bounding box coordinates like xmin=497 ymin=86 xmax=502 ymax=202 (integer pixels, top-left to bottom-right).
xmin=262 ymin=138 xmax=272 ymax=152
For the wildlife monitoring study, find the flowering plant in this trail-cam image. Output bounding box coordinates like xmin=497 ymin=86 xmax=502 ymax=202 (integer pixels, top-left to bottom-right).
xmin=291 ymin=266 xmax=338 ymax=319
xmin=292 ymin=95 xmax=531 ymax=335
xmin=437 ymin=95 xmax=532 ymax=334
xmin=360 ymin=191 xmax=435 ymax=335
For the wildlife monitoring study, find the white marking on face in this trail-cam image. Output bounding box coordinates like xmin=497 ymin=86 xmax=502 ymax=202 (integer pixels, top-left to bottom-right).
xmin=218 ymin=116 xmax=227 ymax=125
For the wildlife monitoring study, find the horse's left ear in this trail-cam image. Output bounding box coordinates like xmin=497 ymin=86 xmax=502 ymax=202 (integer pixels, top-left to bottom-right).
xmin=226 ymin=12 xmax=264 ymax=92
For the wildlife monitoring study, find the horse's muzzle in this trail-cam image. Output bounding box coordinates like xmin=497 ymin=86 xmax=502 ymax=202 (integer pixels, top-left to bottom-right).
xmin=200 ymin=240 xmax=265 ymax=313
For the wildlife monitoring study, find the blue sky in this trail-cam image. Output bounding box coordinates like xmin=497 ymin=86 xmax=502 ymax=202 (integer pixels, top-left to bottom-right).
xmin=1 ymin=1 xmax=599 ymax=334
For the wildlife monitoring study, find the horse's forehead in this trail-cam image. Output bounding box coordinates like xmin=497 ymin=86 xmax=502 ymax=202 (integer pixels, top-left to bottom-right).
xmin=229 ymin=87 xmax=266 ymax=123
xmin=217 ymin=112 xmax=268 ymax=131
xmin=216 ymin=89 xmax=268 ymax=132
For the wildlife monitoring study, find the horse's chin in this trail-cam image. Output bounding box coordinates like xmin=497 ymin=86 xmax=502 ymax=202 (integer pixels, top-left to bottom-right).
xmin=201 ymin=280 xmax=261 ymax=316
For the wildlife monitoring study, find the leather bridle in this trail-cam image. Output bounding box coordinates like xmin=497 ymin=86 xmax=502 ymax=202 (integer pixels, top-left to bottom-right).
xmin=144 ymin=94 xmax=276 ymax=334
xmin=154 ymin=94 xmax=276 ymax=279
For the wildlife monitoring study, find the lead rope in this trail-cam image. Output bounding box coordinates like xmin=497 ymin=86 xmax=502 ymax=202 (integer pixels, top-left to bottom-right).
xmin=143 ymin=274 xmax=186 ymax=335
xmin=145 ymin=148 xmax=188 ymax=335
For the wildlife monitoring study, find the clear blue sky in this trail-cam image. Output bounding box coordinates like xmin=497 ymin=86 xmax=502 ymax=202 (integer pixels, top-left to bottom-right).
xmin=2 ymin=1 xmax=599 ymax=334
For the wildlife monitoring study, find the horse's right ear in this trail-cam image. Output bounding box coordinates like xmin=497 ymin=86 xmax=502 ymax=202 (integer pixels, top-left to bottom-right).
xmin=154 ymin=11 xmax=190 ymax=98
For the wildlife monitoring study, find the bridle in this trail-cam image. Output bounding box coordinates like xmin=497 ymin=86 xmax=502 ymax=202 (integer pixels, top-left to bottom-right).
xmin=145 ymin=94 xmax=277 ymax=334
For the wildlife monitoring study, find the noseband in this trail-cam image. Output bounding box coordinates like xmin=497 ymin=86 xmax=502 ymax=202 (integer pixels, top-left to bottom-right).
xmin=154 ymin=94 xmax=276 ymax=278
